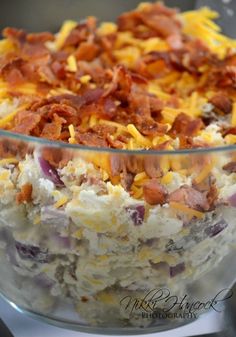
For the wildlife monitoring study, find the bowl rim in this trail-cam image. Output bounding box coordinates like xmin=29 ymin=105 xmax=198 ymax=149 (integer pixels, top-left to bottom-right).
xmin=1 ymin=128 xmax=236 ymax=156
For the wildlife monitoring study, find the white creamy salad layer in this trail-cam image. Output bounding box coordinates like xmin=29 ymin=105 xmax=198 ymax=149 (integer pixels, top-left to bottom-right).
xmin=0 ymin=151 xmax=235 ymax=326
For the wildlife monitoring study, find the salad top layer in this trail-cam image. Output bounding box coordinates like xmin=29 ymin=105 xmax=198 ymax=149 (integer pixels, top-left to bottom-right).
xmin=0 ymin=2 xmax=236 ymax=150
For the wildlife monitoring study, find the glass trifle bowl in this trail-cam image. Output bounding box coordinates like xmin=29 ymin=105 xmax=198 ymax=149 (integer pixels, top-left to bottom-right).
xmin=0 ymin=0 xmax=236 ymax=334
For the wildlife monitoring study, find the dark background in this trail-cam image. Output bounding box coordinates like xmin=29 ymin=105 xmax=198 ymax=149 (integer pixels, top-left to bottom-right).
xmin=0 ymin=0 xmax=194 ymax=32
xmin=0 ymin=0 xmax=235 ymax=38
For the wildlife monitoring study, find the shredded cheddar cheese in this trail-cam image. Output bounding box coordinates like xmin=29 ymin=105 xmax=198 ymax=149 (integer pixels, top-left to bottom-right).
xmin=231 ymin=103 xmax=236 ymax=126
xmin=66 ymin=55 xmax=77 ymax=72
xmin=0 ymin=158 xmax=18 ymax=166
xmin=161 ymin=172 xmax=173 ymax=185
xmin=127 ymin=124 xmax=152 ymax=147
xmin=55 ymin=20 xmax=77 ymax=50
xmin=80 ymin=75 xmax=92 ymax=84
xmin=170 ymin=202 xmax=204 ymax=219
xmin=53 ymin=196 xmax=68 ymax=208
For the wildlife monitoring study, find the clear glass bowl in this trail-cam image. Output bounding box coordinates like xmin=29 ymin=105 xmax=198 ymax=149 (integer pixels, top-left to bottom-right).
xmin=0 ymin=0 xmax=236 ymax=334
xmin=0 ymin=130 xmax=235 ymax=334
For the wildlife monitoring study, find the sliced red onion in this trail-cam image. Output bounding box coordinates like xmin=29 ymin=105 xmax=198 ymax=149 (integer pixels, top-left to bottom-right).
xmin=51 ymin=232 xmax=71 ymax=249
xmin=205 ymin=219 xmax=228 ymax=238
xmin=15 ymin=241 xmax=52 ymax=263
xmin=38 ymin=157 xmax=64 ymax=187
xmin=170 ymin=262 xmax=185 ymax=278
xmin=34 ymin=273 xmax=55 ymax=289
xmin=41 ymin=206 xmax=70 ymax=227
xmin=126 ymin=205 xmax=145 ymax=226
xmin=228 ymin=193 xmax=236 ymax=207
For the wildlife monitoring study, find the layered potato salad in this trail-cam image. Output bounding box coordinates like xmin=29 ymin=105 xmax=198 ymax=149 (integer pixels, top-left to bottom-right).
xmin=0 ymin=1 xmax=235 ymax=329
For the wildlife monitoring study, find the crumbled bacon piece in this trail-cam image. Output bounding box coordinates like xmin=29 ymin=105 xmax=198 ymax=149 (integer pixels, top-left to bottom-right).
xmin=118 ymin=2 xmax=180 ymax=38
xmin=223 ymin=161 xmax=236 ymax=173
xmin=40 ymin=114 xmax=67 ymax=140
xmin=209 ymin=93 xmax=232 ymax=114
xmin=75 ymin=42 xmax=100 ymax=61
xmin=77 ymin=131 xmax=108 ymax=148
xmin=137 ymin=118 xmax=167 ymax=136
xmin=143 ymin=179 xmax=167 ymax=205
xmin=3 ymin=27 xmax=26 ymax=46
xmin=169 ymin=185 xmax=209 ymax=211
xmin=106 ymin=135 xmax=124 ymax=149
xmin=140 ymin=14 xmax=181 ymax=38
xmin=171 ymin=113 xmax=204 ymax=137
xmin=1 ymin=58 xmax=25 ymax=85
xmin=91 ymin=124 xmax=116 ymax=137
xmin=16 ymin=183 xmax=32 ymax=204
xmin=103 ymin=65 xmax=132 ymax=98
xmin=26 ymin=32 xmax=54 ymax=43
xmin=13 ymin=110 xmax=41 ymax=135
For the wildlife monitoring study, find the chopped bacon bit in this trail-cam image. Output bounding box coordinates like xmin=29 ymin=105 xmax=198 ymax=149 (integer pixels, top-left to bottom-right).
xmin=140 ymin=14 xmax=181 ymax=38
xmin=143 ymin=179 xmax=167 ymax=205
xmin=77 ymin=131 xmax=108 ymax=148
xmin=27 ymin=32 xmax=54 ymax=43
xmin=16 ymin=183 xmax=32 ymax=204
xmin=118 ymin=2 xmax=180 ymax=38
xmin=137 ymin=118 xmax=168 ymax=136
xmin=107 ymin=135 xmax=124 ymax=149
xmin=81 ymin=88 xmax=104 ymax=105
xmin=129 ymin=91 xmax=151 ymax=117
xmin=171 ymin=113 xmax=204 ymax=137
xmin=40 ymin=114 xmax=67 ymax=140
xmin=38 ymin=64 xmax=58 ymax=85
xmin=209 ymin=93 xmax=232 ymax=114
xmin=75 ymin=42 xmax=100 ymax=61
xmin=3 ymin=27 xmax=26 ymax=46
xmin=169 ymin=185 xmax=209 ymax=211
xmin=224 ymin=127 xmax=236 ymax=136
xmin=91 ymin=124 xmax=116 ymax=137
xmin=63 ymin=24 xmax=88 ymax=48
xmin=223 ymin=161 xmax=236 ymax=173
xmin=51 ymin=61 xmax=66 ymax=79
xmin=1 ymin=58 xmax=25 ymax=85
xmin=103 ymin=65 xmax=132 ymax=98
xmin=63 ymin=17 xmax=97 ymax=48
xmin=13 ymin=110 xmax=41 ymax=135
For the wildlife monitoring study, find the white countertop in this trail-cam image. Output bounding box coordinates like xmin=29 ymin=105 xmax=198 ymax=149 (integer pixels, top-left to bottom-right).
xmin=0 ymin=297 xmax=223 ymax=337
